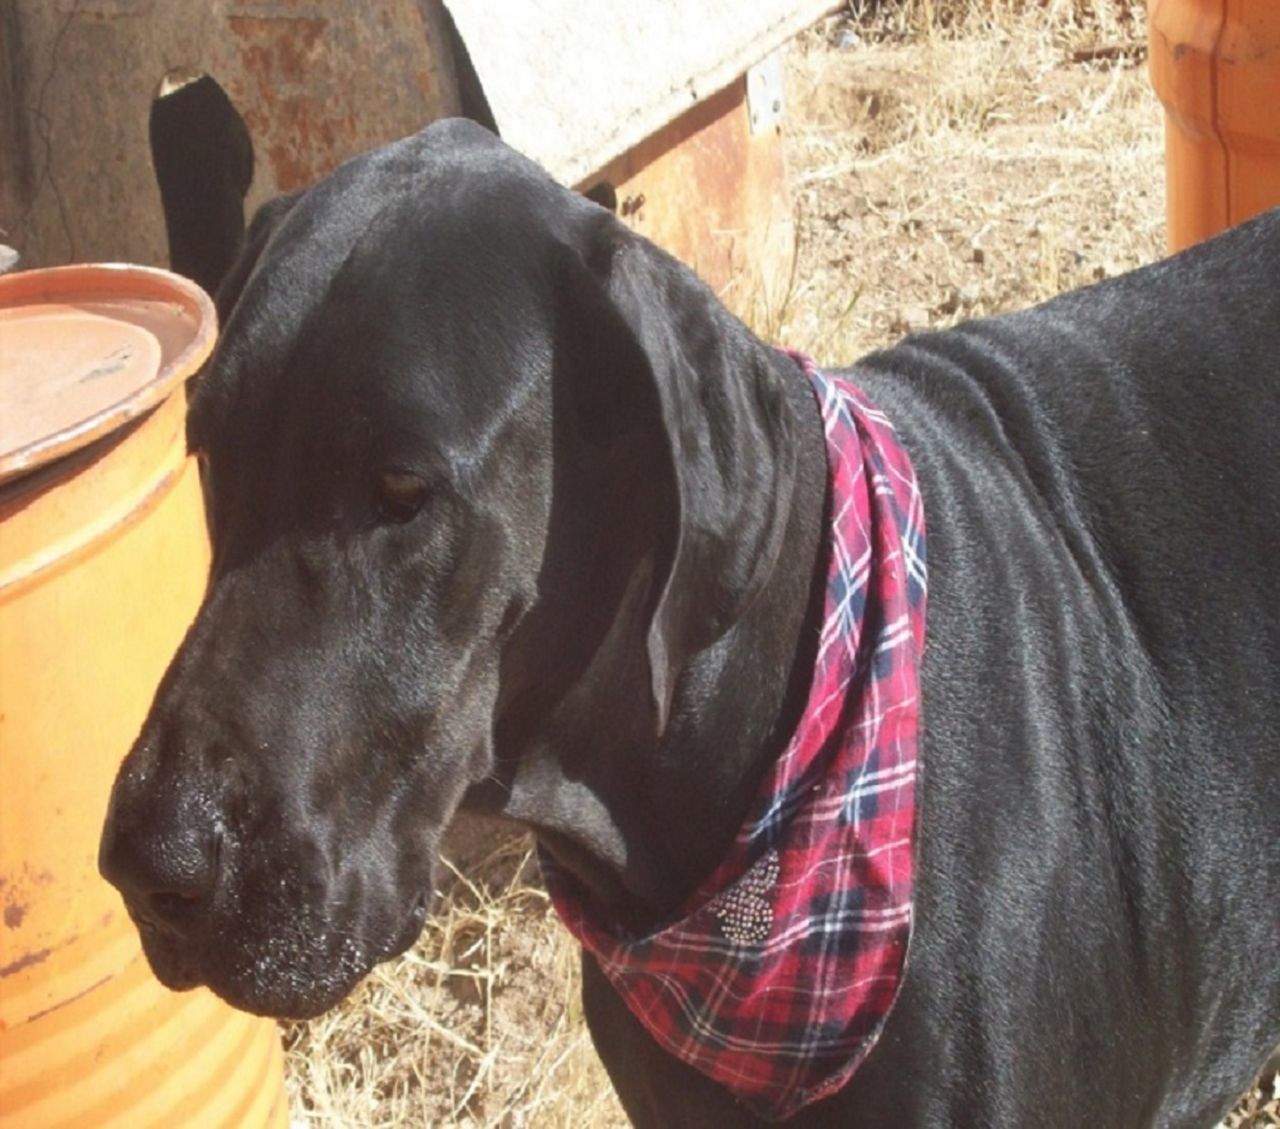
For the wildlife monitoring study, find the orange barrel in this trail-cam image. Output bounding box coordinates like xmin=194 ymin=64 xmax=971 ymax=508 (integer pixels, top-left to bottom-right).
xmin=1149 ymin=0 xmax=1280 ymax=251
xmin=0 ymin=265 xmax=288 ymax=1127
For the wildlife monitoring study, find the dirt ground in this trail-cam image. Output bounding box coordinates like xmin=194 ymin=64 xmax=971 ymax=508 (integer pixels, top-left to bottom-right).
xmin=279 ymin=6 xmax=1278 ymax=1127
xmin=779 ymin=5 xmax=1164 ymax=360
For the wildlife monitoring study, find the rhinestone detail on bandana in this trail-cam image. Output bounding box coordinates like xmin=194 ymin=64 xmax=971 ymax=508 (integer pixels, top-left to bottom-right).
xmin=711 ymin=848 xmax=780 ymax=944
xmin=541 ymin=355 xmax=927 ymax=1121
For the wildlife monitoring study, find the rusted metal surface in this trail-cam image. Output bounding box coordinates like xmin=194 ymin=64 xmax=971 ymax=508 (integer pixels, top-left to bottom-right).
xmin=2 ymin=0 xmax=802 ymax=326
xmin=585 ymin=78 xmax=796 ymax=322
xmin=1 ymin=1 xmax=460 ymax=271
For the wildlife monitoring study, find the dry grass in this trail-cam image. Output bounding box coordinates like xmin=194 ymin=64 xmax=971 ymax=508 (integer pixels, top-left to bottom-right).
xmin=283 ymin=824 xmax=625 ymax=1127
xmin=774 ymin=0 xmax=1161 ymax=359
xmin=280 ymin=3 xmax=1277 ymax=1125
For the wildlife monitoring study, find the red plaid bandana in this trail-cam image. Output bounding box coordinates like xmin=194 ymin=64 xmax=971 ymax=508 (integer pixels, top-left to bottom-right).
xmin=541 ymin=355 xmax=927 ymax=1120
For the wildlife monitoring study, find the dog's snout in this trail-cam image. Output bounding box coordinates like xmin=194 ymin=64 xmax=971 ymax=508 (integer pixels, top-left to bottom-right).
xmin=99 ymin=803 xmax=224 ymax=936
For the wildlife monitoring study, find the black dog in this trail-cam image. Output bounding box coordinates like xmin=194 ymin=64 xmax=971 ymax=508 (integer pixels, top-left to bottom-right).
xmin=100 ymin=115 xmax=1280 ymax=1125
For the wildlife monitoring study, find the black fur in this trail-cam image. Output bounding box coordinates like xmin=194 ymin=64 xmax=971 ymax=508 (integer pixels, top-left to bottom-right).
xmin=149 ymin=73 xmax=254 ymax=297
xmin=102 ymin=118 xmax=1280 ymax=1126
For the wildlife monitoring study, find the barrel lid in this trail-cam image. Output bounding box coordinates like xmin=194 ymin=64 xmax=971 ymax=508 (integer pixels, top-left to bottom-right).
xmin=0 ymin=264 xmax=216 ymax=484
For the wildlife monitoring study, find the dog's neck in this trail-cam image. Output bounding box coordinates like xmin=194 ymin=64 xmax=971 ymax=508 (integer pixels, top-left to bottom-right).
xmin=469 ymin=345 xmax=829 ymax=931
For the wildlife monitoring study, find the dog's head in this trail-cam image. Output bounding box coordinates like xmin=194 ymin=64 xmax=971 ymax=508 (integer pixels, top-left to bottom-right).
xmin=99 ymin=119 xmax=798 ymax=1018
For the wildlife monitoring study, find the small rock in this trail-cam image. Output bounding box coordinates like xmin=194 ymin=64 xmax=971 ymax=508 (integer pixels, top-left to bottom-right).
xmin=895 ymin=305 xmax=931 ymax=332
xmin=938 ymin=285 xmax=980 ymax=316
xmin=970 ymin=244 xmax=985 ymax=265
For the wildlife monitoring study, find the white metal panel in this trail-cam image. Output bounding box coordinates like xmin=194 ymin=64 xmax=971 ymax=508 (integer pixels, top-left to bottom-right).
xmin=443 ymin=0 xmax=836 ymax=185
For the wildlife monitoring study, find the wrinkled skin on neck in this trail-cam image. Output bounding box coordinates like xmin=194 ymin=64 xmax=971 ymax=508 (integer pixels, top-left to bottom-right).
xmin=99 ymin=121 xmax=826 ymax=1018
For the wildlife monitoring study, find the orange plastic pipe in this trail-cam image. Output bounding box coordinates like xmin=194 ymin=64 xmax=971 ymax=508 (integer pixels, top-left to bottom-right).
xmin=0 ymin=265 xmax=287 ymax=1127
xmin=1150 ymin=0 xmax=1280 ymax=251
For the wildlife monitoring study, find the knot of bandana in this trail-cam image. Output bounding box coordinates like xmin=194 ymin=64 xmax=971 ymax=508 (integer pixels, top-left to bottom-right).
xmin=540 ymin=355 xmax=928 ymax=1120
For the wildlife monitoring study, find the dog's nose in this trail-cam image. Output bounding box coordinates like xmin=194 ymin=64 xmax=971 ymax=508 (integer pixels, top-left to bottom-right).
xmin=99 ymin=816 xmax=223 ymax=936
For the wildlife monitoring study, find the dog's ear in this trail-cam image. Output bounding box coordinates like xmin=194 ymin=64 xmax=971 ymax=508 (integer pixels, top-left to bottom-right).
xmin=559 ymin=216 xmax=800 ymax=732
xmin=150 ymin=72 xmax=255 ymax=299
xmin=151 ymin=71 xmax=303 ymax=343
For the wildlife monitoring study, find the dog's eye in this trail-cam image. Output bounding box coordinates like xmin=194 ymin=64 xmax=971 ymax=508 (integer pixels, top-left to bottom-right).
xmin=376 ymin=469 xmax=429 ymax=523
